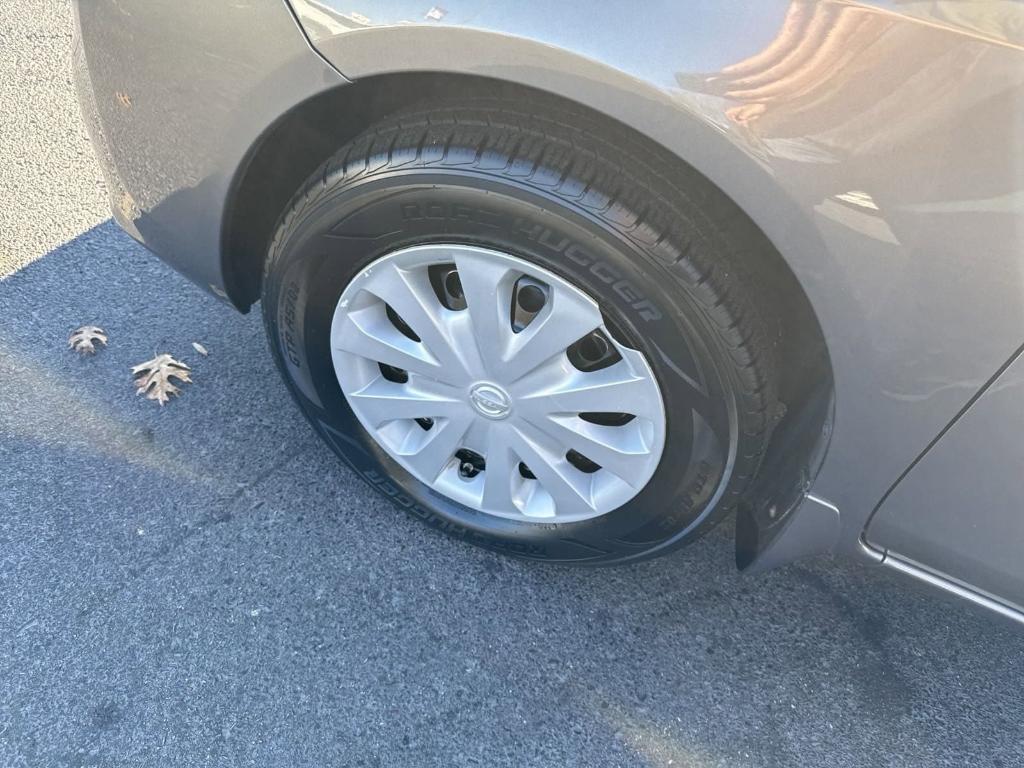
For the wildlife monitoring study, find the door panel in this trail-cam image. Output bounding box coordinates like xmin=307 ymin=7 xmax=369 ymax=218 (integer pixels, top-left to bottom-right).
xmin=867 ymin=349 xmax=1024 ymax=609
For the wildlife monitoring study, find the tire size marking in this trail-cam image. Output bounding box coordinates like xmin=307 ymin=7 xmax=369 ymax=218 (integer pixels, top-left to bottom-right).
xmin=281 ymin=279 xmax=302 ymax=368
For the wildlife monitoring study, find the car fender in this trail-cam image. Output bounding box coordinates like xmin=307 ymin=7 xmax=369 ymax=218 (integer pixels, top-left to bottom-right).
xmin=291 ymin=0 xmax=1024 ymax=557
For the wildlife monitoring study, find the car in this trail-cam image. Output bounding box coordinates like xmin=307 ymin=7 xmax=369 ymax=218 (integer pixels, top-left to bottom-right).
xmin=72 ymin=0 xmax=1024 ymax=623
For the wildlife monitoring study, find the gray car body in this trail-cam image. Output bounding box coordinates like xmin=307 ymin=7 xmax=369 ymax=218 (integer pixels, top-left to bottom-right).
xmin=72 ymin=0 xmax=1024 ymax=623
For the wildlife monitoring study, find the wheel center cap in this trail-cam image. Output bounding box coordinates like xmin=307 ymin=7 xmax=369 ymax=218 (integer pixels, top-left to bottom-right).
xmin=469 ymin=382 xmax=512 ymax=419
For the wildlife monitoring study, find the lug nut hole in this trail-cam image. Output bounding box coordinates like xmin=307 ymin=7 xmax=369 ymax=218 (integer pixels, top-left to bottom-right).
xmin=578 ymin=332 xmax=608 ymax=362
xmin=566 ymin=449 xmax=601 ymax=474
xmin=444 ymin=271 xmax=464 ymax=301
xmin=579 ymin=412 xmax=635 ymax=426
xmin=567 ymin=330 xmax=621 ymax=372
xmin=386 ymin=304 xmax=421 ymax=342
xmin=428 ymin=264 xmax=467 ymax=310
xmin=511 ymin=277 xmax=548 ymax=332
xmin=515 ymin=284 xmax=546 ymax=314
xmin=379 ymin=363 xmax=409 ymax=383
xmin=455 ymin=448 xmax=486 ymax=479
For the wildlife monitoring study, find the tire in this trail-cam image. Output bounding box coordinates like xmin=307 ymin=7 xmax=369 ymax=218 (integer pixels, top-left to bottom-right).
xmin=261 ymin=97 xmax=781 ymax=565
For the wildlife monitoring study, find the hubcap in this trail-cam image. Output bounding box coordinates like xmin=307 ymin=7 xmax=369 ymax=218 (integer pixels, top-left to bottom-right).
xmin=330 ymin=244 xmax=666 ymax=523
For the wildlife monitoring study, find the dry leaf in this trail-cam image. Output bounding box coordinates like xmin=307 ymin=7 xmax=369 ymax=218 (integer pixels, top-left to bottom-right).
xmin=131 ymin=354 xmax=192 ymax=405
xmin=192 ymin=341 xmax=209 ymax=357
xmin=68 ymin=325 xmax=108 ymax=355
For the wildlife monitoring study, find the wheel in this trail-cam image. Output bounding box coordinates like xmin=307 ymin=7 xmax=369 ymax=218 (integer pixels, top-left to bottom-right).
xmin=261 ymin=97 xmax=780 ymax=565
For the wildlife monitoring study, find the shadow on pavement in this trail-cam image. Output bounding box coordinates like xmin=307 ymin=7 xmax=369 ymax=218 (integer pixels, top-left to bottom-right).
xmin=0 ymin=222 xmax=1021 ymax=767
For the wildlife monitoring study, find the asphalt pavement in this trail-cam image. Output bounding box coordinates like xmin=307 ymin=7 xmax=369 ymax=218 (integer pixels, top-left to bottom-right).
xmin=1 ymin=3 xmax=1023 ymax=767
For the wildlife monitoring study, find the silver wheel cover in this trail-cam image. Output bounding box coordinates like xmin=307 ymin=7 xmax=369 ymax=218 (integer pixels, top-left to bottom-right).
xmin=330 ymin=244 xmax=666 ymax=524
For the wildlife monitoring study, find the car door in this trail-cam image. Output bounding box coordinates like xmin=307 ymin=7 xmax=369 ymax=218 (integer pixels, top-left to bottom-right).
xmin=866 ymin=348 xmax=1024 ymax=611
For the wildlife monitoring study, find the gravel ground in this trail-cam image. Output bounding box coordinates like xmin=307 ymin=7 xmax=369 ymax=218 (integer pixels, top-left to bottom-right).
xmin=1 ymin=3 xmax=1023 ymax=767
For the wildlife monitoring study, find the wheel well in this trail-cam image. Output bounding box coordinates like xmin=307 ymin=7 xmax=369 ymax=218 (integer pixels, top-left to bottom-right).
xmin=222 ymin=72 xmax=833 ymax=490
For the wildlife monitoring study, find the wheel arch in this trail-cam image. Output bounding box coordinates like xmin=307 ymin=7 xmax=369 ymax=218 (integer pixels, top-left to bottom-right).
xmin=221 ymin=65 xmax=835 ymax=539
